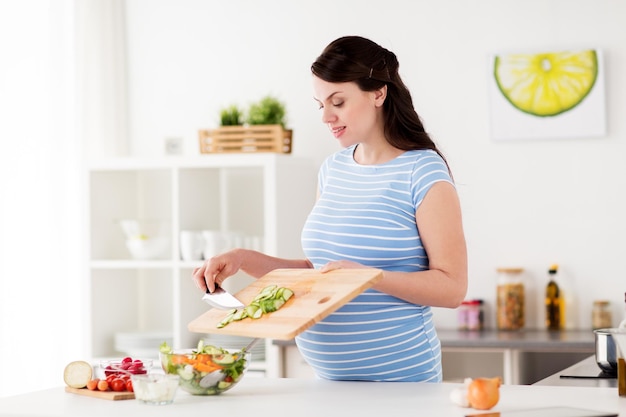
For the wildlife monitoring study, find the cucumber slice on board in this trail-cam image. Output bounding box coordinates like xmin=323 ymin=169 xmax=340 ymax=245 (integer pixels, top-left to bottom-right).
xmin=216 ymin=285 xmax=294 ymax=328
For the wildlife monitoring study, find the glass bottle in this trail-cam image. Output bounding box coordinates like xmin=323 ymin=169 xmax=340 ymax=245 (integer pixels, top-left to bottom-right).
xmin=545 ymin=264 xmax=565 ymax=330
xmin=496 ymin=268 xmax=525 ymax=331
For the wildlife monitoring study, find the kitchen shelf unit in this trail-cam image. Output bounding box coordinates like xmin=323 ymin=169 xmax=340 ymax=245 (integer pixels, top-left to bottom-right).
xmin=86 ymin=154 xmax=316 ymax=377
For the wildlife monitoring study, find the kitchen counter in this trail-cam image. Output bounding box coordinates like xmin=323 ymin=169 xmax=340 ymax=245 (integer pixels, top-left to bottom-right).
xmin=437 ymin=329 xmax=595 ymax=385
xmin=273 ymin=328 xmax=596 ymax=350
xmin=1 ymin=378 xmax=624 ymax=417
xmin=274 ymin=328 xmax=596 ymax=384
xmin=533 ymin=355 xmax=617 ymax=388
xmin=436 ymin=328 xmax=595 ymax=351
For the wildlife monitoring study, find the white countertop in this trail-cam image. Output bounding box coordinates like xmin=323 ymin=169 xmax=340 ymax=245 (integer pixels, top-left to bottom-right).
xmin=1 ymin=378 xmax=624 ymax=417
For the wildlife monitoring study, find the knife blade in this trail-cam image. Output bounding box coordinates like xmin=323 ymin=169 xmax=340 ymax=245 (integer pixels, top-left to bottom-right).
xmin=202 ymin=285 xmax=245 ymax=310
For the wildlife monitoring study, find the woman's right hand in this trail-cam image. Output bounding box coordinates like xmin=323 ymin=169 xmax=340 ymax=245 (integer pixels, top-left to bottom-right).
xmin=192 ymin=248 xmax=245 ymax=293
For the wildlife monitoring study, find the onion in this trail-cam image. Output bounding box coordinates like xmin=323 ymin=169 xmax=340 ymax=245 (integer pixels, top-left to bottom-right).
xmin=467 ymin=377 xmax=501 ymax=410
xmin=63 ymin=361 xmax=93 ymax=389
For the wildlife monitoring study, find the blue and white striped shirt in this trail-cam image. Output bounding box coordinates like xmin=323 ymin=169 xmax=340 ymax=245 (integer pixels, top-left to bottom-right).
xmin=298 ymin=145 xmax=453 ymax=382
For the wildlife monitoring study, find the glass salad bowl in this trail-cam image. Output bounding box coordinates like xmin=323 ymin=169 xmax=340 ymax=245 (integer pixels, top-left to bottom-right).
xmin=159 ymin=341 xmax=249 ymax=395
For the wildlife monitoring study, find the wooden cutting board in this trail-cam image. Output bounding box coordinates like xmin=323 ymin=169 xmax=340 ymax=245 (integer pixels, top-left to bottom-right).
xmin=188 ymin=268 xmax=383 ymax=340
xmin=65 ymin=387 xmax=135 ymax=400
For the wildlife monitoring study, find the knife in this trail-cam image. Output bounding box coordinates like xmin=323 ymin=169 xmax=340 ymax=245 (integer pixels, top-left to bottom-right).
xmin=202 ymin=285 xmax=245 ymax=310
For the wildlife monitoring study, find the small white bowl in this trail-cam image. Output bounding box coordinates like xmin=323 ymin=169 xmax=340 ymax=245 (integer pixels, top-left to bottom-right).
xmin=126 ymin=237 xmax=169 ymax=260
xmin=131 ymin=373 xmax=179 ymax=405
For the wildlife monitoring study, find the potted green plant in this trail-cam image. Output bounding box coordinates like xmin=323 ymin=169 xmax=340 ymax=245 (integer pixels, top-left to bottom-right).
xmin=246 ymin=96 xmax=287 ymax=128
xmin=219 ymin=104 xmax=243 ymax=126
xmin=199 ymin=95 xmax=292 ymax=154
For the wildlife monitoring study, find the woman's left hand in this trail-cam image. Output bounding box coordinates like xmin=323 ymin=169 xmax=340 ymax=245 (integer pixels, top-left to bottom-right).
xmin=320 ymin=260 xmax=370 ymax=272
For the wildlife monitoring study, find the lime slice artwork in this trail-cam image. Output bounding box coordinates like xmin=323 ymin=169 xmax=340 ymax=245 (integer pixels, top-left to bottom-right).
xmin=494 ymin=50 xmax=598 ymax=117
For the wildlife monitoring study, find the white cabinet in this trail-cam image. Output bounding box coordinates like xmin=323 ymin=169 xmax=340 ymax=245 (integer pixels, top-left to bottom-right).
xmin=86 ymin=154 xmax=316 ymax=377
xmin=282 ymin=344 xmax=316 ymax=378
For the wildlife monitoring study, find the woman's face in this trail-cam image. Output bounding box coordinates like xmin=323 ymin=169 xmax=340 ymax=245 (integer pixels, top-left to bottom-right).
xmin=312 ymin=76 xmax=385 ymax=148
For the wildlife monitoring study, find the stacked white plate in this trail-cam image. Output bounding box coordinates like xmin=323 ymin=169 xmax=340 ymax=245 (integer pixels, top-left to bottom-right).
xmin=202 ymin=334 xmax=265 ymax=361
xmin=115 ymin=331 xmax=173 ymax=359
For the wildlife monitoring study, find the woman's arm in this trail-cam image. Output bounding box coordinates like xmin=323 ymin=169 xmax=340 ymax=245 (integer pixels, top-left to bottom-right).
xmin=192 ymin=248 xmax=313 ymax=293
xmin=322 ymin=181 xmax=468 ymax=308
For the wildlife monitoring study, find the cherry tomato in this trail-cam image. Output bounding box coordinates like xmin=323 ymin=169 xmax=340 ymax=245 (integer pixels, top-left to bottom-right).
xmin=97 ymin=380 xmax=109 ymax=391
xmin=129 ymin=363 xmax=145 ymax=374
xmin=111 ymin=378 xmax=126 ymax=392
xmin=104 ymin=365 xmax=114 ymax=377
xmin=125 ymin=379 xmax=133 ymax=392
xmin=87 ymin=379 xmax=99 ymax=391
xmin=121 ymin=356 xmax=133 ymax=364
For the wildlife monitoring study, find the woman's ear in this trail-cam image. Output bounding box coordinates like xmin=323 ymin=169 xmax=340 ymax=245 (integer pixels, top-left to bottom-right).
xmin=374 ymin=85 xmax=387 ymax=107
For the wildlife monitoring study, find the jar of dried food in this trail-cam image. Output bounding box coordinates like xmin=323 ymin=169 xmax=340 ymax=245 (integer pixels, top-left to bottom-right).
xmin=496 ymin=267 xmax=525 ymax=331
xmin=592 ymin=300 xmax=612 ymax=329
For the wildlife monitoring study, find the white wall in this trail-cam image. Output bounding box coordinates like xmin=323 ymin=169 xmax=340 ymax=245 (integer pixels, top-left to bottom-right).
xmin=120 ymin=0 xmax=626 ymax=330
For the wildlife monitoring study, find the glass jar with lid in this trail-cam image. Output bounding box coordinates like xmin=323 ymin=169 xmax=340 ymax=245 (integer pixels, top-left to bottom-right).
xmin=458 ymin=299 xmax=484 ymax=331
xmin=496 ymin=267 xmax=525 ymax=331
xmin=466 ymin=299 xmax=484 ymax=331
xmin=592 ymin=300 xmax=612 ymax=329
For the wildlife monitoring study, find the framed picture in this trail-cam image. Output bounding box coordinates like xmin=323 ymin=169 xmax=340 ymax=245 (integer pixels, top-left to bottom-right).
xmin=488 ymin=48 xmax=606 ymax=141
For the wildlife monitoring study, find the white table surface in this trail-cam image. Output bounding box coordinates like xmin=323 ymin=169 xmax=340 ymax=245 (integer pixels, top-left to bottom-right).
xmin=0 ymin=378 xmax=624 ymax=417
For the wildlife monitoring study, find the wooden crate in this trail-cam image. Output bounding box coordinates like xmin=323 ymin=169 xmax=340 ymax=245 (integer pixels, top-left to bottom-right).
xmin=198 ymin=125 xmax=292 ymax=154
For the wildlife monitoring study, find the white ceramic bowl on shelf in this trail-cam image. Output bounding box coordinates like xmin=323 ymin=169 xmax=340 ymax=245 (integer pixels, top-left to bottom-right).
xmin=118 ymin=219 xmax=169 ymax=260
xmin=125 ymin=237 xmax=169 ymax=260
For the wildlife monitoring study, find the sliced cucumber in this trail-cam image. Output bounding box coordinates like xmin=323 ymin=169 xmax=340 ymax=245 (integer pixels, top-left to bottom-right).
xmin=217 ymin=314 xmax=234 ymax=328
xmin=232 ymin=309 xmax=247 ymax=321
xmin=252 ymin=307 xmax=263 ymax=319
xmin=282 ymin=288 xmax=294 ymax=301
xmin=245 ymin=304 xmax=259 ymax=318
xmin=196 ymin=339 xmax=205 ymax=351
xmin=201 ymin=344 xmax=224 ymax=355
xmin=217 ymin=380 xmax=232 ymax=390
xmin=216 ymin=285 xmax=294 ymax=327
xmin=255 ymin=285 xmax=278 ymax=301
xmin=213 ymin=353 xmax=235 ymax=365
xmin=274 ymin=298 xmax=285 ymax=310
xmin=178 ymin=365 xmax=194 ymax=380
xmin=260 ymin=299 xmax=276 ymax=313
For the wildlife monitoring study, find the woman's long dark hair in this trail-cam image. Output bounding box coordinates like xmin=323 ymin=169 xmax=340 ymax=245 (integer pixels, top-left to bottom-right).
xmin=311 ymin=36 xmax=450 ymax=169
